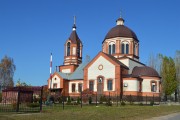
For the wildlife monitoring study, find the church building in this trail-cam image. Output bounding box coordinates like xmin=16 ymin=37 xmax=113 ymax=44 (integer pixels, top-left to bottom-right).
xmin=48 ymin=15 xmax=161 ymax=98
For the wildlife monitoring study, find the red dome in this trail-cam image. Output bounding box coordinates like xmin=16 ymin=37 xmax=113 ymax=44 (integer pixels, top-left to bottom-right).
xmin=132 ymin=66 xmax=160 ymax=77
xmin=104 ymin=25 xmax=138 ymax=41
xmin=102 ymin=17 xmax=139 ymax=43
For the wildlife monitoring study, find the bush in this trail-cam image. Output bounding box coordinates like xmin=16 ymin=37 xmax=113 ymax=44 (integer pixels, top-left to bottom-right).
xmin=139 ymin=102 xmax=143 ymax=106
xmin=150 ymin=101 xmax=154 ymax=106
xmin=121 ymin=101 xmax=126 ymax=106
xmin=130 ymin=101 xmax=134 ymax=105
xmin=49 ymin=96 xmax=54 ymax=103
xmin=89 ymin=97 xmax=92 ymax=104
xmin=82 ymin=96 xmax=88 ymax=103
xmin=57 ymin=96 xmax=63 ymax=103
xmin=100 ymin=95 xmax=107 ymax=104
xmin=33 ymin=95 xmax=40 ymax=103
xmin=67 ymin=96 xmax=71 ymax=104
xmin=66 ymin=102 xmax=73 ymax=105
xmin=106 ymin=98 xmax=112 ymax=106
xmin=71 ymin=98 xmax=74 ymax=101
xmin=100 ymin=96 xmax=103 ymax=104
xmin=73 ymin=101 xmax=78 ymax=105
xmin=77 ymin=97 xmax=80 ymax=104
xmin=27 ymin=103 xmax=40 ymax=108
xmin=45 ymin=101 xmax=50 ymax=106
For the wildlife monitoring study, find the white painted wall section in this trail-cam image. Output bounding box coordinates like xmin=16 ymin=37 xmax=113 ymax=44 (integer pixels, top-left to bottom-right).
xmin=123 ymin=80 xmax=138 ymax=91
xmin=62 ymin=69 xmax=71 ymax=73
xmin=87 ymin=56 xmax=115 ymax=91
xmin=73 ymin=47 xmax=76 ymax=55
xmin=49 ymin=75 xmax=60 ymax=89
xmin=142 ymin=79 xmax=160 ymax=93
xmin=129 ymin=59 xmax=144 ymax=74
xmin=119 ymin=58 xmax=144 ymax=74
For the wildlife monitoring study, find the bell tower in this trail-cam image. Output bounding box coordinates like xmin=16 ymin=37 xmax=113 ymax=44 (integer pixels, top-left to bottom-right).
xmin=64 ymin=16 xmax=83 ymax=65
xmin=59 ymin=16 xmax=83 ymax=73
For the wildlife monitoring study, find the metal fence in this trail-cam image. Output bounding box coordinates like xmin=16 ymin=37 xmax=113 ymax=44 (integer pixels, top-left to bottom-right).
xmin=1 ymin=86 xmax=178 ymax=112
xmin=42 ymin=92 xmax=162 ymax=110
xmin=0 ymin=86 xmax=43 ymax=112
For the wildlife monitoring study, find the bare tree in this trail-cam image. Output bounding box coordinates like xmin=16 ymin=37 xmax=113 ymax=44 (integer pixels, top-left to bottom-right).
xmin=0 ymin=56 xmax=16 ymax=87
xmin=147 ymin=53 xmax=162 ymax=75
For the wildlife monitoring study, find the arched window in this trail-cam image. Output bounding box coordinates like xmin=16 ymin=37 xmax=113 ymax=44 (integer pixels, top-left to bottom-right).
xmin=67 ymin=42 xmax=71 ymax=56
xmin=126 ymin=44 xmax=129 ymax=54
xmin=77 ymin=46 xmax=80 ymax=57
xmin=134 ymin=44 xmax=136 ymax=55
xmin=121 ymin=43 xmax=125 ymax=54
xmin=112 ymin=44 xmax=115 ymax=54
xmin=108 ymin=45 xmax=111 ymax=54
xmin=108 ymin=43 xmax=115 ymax=55
xmin=121 ymin=42 xmax=129 ymax=54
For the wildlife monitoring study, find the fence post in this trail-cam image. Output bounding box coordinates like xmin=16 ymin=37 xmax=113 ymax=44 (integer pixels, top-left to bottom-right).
xmin=96 ymin=92 xmax=97 ymax=106
xmin=40 ymin=86 xmax=43 ymax=112
xmin=62 ymin=95 xmax=64 ymax=110
xmin=146 ymin=95 xmax=147 ymax=105
xmin=153 ymin=94 xmax=154 ymax=103
xmin=16 ymin=89 xmax=20 ymax=112
xmin=116 ymin=94 xmax=118 ymax=107
xmin=81 ymin=91 xmax=82 ymax=108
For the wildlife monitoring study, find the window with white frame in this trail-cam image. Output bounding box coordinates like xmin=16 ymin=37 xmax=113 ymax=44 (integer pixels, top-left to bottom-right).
xmin=108 ymin=42 xmax=115 ymax=54
xmin=78 ymin=83 xmax=82 ymax=92
xmin=72 ymin=84 xmax=76 ymax=92
xmin=151 ymin=82 xmax=157 ymax=92
xmin=89 ymin=81 xmax=94 ymax=91
xmin=121 ymin=42 xmax=129 ymax=54
xmin=67 ymin=42 xmax=71 ymax=56
xmin=77 ymin=46 xmax=80 ymax=57
xmin=134 ymin=43 xmax=138 ymax=56
xmin=139 ymin=81 xmax=142 ymax=92
xmin=107 ymin=80 xmax=113 ymax=91
xmin=53 ymin=83 xmax=57 ymax=88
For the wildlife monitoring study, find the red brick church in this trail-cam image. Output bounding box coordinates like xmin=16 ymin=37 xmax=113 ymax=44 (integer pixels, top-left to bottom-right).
xmin=48 ymin=15 xmax=161 ymax=98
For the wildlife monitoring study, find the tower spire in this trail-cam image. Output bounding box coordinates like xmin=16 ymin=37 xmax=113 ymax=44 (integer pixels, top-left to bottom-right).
xmin=72 ymin=15 xmax=76 ymax=31
xmin=116 ymin=10 xmax=124 ymax=25
xmin=120 ymin=10 xmax=122 ymax=18
xmin=74 ymin=15 xmax=76 ymax=25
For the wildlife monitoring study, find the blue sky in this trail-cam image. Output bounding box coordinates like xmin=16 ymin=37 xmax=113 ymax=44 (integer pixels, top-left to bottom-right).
xmin=0 ymin=0 xmax=180 ymax=86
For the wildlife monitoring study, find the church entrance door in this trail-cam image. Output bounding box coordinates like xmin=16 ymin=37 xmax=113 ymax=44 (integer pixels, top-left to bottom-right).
xmin=97 ymin=83 xmax=103 ymax=95
xmin=97 ymin=77 xmax=103 ymax=95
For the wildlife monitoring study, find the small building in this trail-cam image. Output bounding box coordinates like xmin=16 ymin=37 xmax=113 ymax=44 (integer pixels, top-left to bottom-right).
xmin=2 ymin=86 xmax=42 ymax=104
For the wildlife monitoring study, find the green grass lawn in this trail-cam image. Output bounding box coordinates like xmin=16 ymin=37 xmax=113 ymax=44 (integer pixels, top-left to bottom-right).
xmin=0 ymin=104 xmax=180 ymax=120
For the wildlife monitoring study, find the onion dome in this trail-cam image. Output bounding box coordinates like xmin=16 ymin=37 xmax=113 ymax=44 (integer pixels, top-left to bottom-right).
xmin=132 ymin=66 xmax=160 ymax=77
